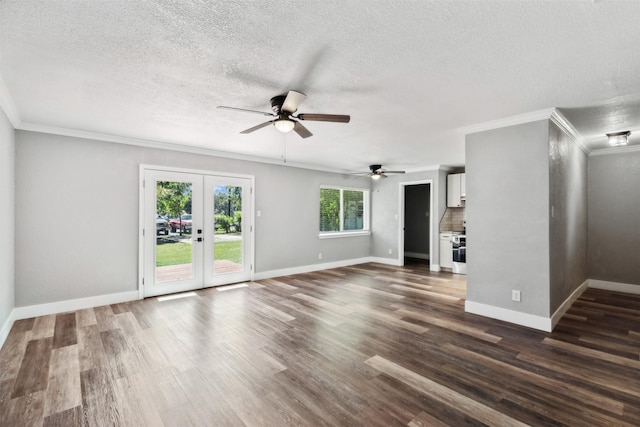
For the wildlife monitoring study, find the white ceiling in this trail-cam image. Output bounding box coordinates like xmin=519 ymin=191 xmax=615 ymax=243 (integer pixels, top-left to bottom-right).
xmin=2 ymin=1 xmax=640 ymax=173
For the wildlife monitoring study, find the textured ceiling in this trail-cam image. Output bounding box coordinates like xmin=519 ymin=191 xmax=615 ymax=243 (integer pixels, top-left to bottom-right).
xmin=2 ymin=1 xmax=640 ymax=172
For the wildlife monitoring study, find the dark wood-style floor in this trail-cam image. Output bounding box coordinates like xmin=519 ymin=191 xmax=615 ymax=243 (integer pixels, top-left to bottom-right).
xmin=1 ymin=261 xmax=639 ymax=426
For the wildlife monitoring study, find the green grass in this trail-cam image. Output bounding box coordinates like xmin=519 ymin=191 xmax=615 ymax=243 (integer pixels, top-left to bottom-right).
xmin=156 ymin=241 xmax=242 ymax=267
xmin=156 ymin=242 xmax=192 ymax=267
xmin=214 ymin=240 xmax=242 ymax=263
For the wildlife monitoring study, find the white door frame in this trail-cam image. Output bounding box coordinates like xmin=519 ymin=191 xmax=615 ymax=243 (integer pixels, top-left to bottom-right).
xmin=138 ymin=164 xmax=255 ymax=299
xmin=397 ymin=179 xmax=433 ymax=267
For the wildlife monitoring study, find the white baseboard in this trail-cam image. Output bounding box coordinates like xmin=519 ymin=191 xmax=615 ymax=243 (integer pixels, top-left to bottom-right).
xmin=254 ymin=257 xmax=374 ymax=280
xmin=369 ymin=257 xmax=403 ymax=266
xmin=465 ymin=300 xmax=553 ymax=332
xmin=550 ymin=279 xmax=589 ymax=330
xmin=589 ymin=279 xmax=640 ymax=294
xmin=12 ymin=290 xmax=140 ymax=321
xmin=404 ymin=252 xmax=429 ymax=260
xmin=0 ymin=309 xmax=16 ymax=350
xmin=430 ymin=264 xmax=441 ymax=272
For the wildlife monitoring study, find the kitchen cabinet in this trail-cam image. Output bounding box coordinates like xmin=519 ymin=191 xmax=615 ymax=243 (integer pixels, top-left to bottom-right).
xmin=447 ymin=173 xmax=466 ymax=207
xmin=440 ymin=233 xmax=453 ymax=269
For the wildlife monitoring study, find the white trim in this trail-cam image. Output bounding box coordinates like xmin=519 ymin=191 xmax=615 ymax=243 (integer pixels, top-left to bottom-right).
xmin=318 ymin=230 xmax=371 ymax=239
xmin=549 ymin=110 xmax=590 ymax=155
xmin=589 ymin=279 xmax=640 ymax=294
xmin=17 ymin=122 xmax=347 ymax=174
xmin=0 ymin=76 xmax=21 ymax=127
xmin=12 ymin=291 xmax=139 ymax=321
xmin=138 ymin=166 xmax=145 ymax=299
xmin=0 ymin=309 xmax=17 ymax=350
xmin=369 ymin=256 xmax=404 ymax=266
xmin=430 ymin=264 xmax=441 ymax=272
xmin=589 ymin=144 xmax=640 ymax=156
xmin=253 ymin=257 xmax=374 ymax=280
xmin=550 ymin=279 xmax=589 ymax=330
xmin=403 ymin=165 xmax=453 ymax=174
xmin=460 ymin=108 xmax=556 ymax=135
xmin=465 ymin=300 xmax=553 ymax=332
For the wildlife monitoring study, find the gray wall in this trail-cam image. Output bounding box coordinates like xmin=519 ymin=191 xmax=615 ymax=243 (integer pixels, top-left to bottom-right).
xmin=466 ymin=120 xmax=551 ymax=317
xmin=588 ymin=150 xmax=640 ymax=287
xmin=0 ymin=108 xmax=15 ymax=333
xmin=404 ymin=184 xmax=430 ymax=257
xmin=371 ymin=169 xmax=445 ymax=265
xmin=15 ymin=130 xmax=371 ymax=306
xmin=548 ymin=122 xmax=588 ymax=312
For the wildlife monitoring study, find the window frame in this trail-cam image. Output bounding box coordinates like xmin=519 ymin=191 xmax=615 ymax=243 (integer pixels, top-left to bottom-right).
xmin=319 ymin=185 xmax=371 ymax=239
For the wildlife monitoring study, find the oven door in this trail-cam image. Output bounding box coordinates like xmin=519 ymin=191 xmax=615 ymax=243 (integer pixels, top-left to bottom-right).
xmin=453 ymin=246 xmax=466 ymax=263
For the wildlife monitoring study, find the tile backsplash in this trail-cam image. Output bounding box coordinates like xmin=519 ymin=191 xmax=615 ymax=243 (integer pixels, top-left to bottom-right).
xmin=440 ymin=207 xmax=465 ymax=232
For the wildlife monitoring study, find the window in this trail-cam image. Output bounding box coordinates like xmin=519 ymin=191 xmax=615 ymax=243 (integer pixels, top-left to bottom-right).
xmin=319 ymin=186 xmax=370 ymax=237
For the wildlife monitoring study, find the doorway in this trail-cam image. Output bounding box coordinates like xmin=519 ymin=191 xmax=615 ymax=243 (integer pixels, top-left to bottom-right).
xmin=141 ymin=167 xmax=253 ymax=297
xmin=398 ymin=180 xmax=433 ymax=267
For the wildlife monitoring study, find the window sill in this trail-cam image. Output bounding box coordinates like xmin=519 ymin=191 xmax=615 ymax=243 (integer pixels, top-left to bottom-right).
xmin=318 ymin=230 xmax=371 ymax=239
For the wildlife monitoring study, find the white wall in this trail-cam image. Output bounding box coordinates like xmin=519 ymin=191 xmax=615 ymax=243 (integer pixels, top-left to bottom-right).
xmin=14 ymin=130 xmax=372 ymax=307
xmin=0 ymin=107 xmax=15 ymax=344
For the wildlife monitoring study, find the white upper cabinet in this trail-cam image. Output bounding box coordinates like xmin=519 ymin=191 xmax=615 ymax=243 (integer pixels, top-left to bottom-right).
xmin=447 ymin=173 xmax=466 ymax=207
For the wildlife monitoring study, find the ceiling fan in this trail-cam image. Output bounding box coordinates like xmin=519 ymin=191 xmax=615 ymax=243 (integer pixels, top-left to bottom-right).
xmin=218 ymin=90 xmax=350 ymax=139
xmin=354 ymin=164 xmax=406 ymax=180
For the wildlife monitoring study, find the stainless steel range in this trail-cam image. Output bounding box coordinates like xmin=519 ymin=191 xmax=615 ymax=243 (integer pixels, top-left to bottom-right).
xmin=451 ymin=234 xmax=466 ymax=275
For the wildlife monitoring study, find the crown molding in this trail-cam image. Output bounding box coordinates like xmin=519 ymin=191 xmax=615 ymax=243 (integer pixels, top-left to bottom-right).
xmin=589 ymin=143 xmax=640 ymax=156
xmin=549 ymin=109 xmax=590 ymax=155
xmin=16 ymin=121 xmax=348 ymax=174
xmin=459 ymin=108 xmax=556 ymax=135
xmin=0 ymin=76 xmax=21 ymax=127
xmin=404 ymin=165 xmax=453 ymax=174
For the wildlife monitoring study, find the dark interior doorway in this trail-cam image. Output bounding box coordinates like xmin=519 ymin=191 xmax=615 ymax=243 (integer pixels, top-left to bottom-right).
xmin=404 ymin=183 xmax=431 ymax=262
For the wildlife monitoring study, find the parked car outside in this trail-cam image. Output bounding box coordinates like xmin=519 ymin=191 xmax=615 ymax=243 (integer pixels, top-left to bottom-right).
xmin=169 ymin=214 xmax=192 ymax=233
xmin=156 ymin=216 xmax=169 ymax=235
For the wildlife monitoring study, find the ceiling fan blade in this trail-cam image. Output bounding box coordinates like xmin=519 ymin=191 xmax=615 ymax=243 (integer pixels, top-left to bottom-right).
xmin=240 ymin=120 xmax=274 ymax=134
xmin=282 ymin=90 xmax=306 ymax=113
xmin=217 ymin=106 xmax=274 ymax=117
xmin=293 ymin=121 xmax=313 ymax=138
xmin=297 ymin=113 xmax=350 ymax=123
xmin=382 ymin=170 xmax=406 ymax=174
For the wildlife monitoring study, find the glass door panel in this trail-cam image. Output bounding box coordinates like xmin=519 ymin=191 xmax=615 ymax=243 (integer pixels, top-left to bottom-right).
xmin=204 ymin=176 xmax=251 ymax=286
xmin=213 ymin=184 xmax=244 ymax=274
xmin=144 ymin=170 xmax=203 ymax=297
xmin=155 ymin=180 xmax=194 ymax=283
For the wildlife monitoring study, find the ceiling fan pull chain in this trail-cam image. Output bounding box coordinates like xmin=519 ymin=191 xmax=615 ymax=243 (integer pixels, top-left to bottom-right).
xmin=281 ymin=134 xmax=287 ymax=164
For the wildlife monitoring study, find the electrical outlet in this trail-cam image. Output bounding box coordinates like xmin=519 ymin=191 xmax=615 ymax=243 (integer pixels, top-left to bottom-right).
xmin=318 ymin=253 xmax=323 ymax=260
xmin=512 ymin=290 xmax=521 ymax=302
xmin=388 ymin=249 xmax=393 ymax=255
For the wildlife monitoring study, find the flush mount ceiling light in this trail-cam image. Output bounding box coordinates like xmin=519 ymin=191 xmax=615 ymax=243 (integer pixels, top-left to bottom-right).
xmin=606 ymin=131 xmax=631 ymax=146
xmin=274 ymin=117 xmax=295 ymax=133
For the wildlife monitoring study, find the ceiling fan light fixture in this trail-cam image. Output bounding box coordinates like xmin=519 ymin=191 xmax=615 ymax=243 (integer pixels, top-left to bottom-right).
xmin=371 ymin=173 xmax=382 ymax=180
xmin=606 ymin=131 xmax=630 ymax=146
xmin=274 ymin=118 xmax=295 ymax=133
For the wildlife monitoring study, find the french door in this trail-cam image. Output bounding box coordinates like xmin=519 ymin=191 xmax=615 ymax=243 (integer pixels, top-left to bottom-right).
xmin=142 ymin=168 xmax=252 ymax=297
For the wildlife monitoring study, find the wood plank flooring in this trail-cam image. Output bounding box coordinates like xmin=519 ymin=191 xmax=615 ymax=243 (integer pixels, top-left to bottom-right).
xmin=1 ymin=260 xmax=639 ymax=426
